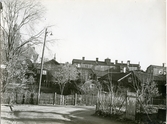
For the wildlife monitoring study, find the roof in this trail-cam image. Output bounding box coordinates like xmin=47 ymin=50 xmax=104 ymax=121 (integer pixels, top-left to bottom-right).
xmin=34 ymin=59 xmax=60 ymax=70
xmin=118 ymin=70 xmax=157 ymax=83
xmin=132 ymin=70 xmax=152 ymax=82
xmin=44 ymin=59 xmax=60 ymax=65
xmin=118 ymin=73 xmax=131 ymax=82
xmin=116 ymin=63 xmax=140 ymax=67
xmin=93 ymin=70 xmax=108 ymax=77
xmin=72 ymin=59 xmax=114 ymax=66
xmin=99 ymin=72 xmax=128 ymax=82
xmin=34 ymin=63 xmax=48 ymax=70
xmin=146 ymin=65 xmax=166 ymax=70
xmin=147 ymin=65 xmax=165 ymax=68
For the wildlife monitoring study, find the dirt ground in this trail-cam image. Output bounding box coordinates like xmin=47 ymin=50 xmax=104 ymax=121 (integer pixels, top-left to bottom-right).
xmin=1 ymin=105 xmax=135 ymax=124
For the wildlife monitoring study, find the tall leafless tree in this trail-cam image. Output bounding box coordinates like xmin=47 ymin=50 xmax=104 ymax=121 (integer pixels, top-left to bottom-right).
xmin=1 ymin=0 xmax=46 ymax=92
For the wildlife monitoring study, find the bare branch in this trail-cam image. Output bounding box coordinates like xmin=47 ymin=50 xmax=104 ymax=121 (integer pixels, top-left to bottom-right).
xmin=1 ymin=0 xmax=46 ymax=92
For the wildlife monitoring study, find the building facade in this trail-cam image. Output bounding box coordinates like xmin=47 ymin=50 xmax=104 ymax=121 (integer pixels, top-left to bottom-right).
xmin=146 ymin=63 xmax=166 ymax=76
xmin=34 ymin=59 xmax=60 ymax=93
xmin=72 ymin=57 xmax=141 ymax=81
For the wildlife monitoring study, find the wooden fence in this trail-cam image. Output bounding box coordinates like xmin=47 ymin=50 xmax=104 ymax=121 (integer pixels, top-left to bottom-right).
xmin=96 ymin=91 xmax=127 ymax=114
xmin=126 ymin=92 xmax=137 ymax=120
xmin=1 ymin=92 xmax=97 ymax=106
xmin=96 ymin=91 xmax=137 ymax=120
xmin=152 ymin=98 xmax=166 ymax=105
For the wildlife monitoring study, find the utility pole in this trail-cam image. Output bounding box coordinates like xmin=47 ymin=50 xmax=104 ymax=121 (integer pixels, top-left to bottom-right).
xmin=0 ymin=2 xmax=3 ymax=86
xmin=37 ymin=28 xmax=47 ymax=104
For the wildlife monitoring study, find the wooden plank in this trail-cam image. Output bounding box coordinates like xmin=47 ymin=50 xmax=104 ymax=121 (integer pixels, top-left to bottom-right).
xmin=126 ymin=92 xmax=137 ymax=120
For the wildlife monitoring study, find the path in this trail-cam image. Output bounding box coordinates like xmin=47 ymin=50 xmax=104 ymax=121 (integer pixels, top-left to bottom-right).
xmin=1 ymin=105 xmax=134 ymax=124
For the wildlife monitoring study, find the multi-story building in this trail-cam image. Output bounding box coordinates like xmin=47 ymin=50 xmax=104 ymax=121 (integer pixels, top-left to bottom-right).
xmin=146 ymin=63 xmax=166 ymax=76
xmin=72 ymin=57 xmax=114 ymax=71
xmin=72 ymin=57 xmax=141 ymax=81
xmin=114 ymin=60 xmax=141 ymax=73
xmin=72 ymin=57 xmax=115 ymax=80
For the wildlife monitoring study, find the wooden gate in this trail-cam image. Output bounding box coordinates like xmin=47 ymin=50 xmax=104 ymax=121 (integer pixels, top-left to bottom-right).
xmin=126 ymin=92 xmax=137 ymax=120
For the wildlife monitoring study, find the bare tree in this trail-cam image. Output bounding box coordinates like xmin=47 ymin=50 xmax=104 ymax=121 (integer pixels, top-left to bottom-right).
xmin=49 ymin=63 xmax=79 ymax=105
xmin=1 ymin=0 xmax=46 ymax=92
xmin=130 ymin=71 xmax=159 ymax=104
xmin=51 ymin=63 xmax=79 ymax=95
xmin=81 ymin=80 xmax=99 ymax=95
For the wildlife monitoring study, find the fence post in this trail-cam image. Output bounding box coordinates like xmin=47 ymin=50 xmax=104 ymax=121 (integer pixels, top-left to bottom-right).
xmin=74 ymin=93 xmax=77 ymax=106
xmin=60 ymin=94 xmax=63 ymax=105
xmin=15 ymin=92 xmax=17 ymax=104
xmin=91 ymin=94 xmax=93 ymax=106
xmin=86 ymin=94 xmax=88 ymax=106
xmin=126 ymin=91 xmax=128 ymax=116
xmin=63 ymin=95 xmax=64 ymax=105
xmin=40 ymin=92 xmax=42 ymax=105
xmin=22 ymin=94 xmax=25 ymax=104
xmin=53 ymin=92 xmax=56 ymax=105
xmin=96 ymin=91 xmax=99 ymax=111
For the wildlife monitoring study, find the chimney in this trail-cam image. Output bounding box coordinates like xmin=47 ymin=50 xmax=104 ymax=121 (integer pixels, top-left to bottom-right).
xmin=123 ymin=67 xmax=126 ymax=73
xmin=138 ymin=62 xmax=141 ymax=70
xmin=127 ymin=60 xmax=130 ymax=66
xmin=96 ymin=58 xmax=98 ymax=62
xmin=54 ymin=53 xmax=56 ymax=60
xmin=121 ymin=61 xmax=123 ymax=64
xmin=162 ymin=63 xmax=165 ymax=67
xmin=82 ymin=57 xmax=85 ymax=60
xmin=105 ymin=58 xmax=111 ymax=64
xmin=115 ymin=60 xmax=118 ymax=64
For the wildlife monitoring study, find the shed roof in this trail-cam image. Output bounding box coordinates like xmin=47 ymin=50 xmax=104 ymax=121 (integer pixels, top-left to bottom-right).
xmin=99 ymin=72 xmax=128 ymax=82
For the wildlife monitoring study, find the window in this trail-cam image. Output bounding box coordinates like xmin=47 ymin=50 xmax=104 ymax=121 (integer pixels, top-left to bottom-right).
xmin=90 ymin=84 xmax=94 ymax=89
xmin=43 ymin=70 xmax=47 ymax=75
xmin=128 ymin=77 xmax=132 ymax=83
xmin=159 ymin=70 xmax=162 ymax=74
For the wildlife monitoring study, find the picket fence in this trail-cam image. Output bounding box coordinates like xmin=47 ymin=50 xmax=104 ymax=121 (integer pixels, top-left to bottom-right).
xmin=96 ymin=91 xmax=127 ymax=113
xmin=1 ymin=92 xmax=97 ymax=106
xmin=96 ymin=91 xmax=137 ymax=120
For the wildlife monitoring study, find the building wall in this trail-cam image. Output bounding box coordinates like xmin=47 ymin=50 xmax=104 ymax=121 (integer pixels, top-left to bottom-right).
xmin=93 ymin=65 xmax=114 ymax=71
xmin=72 ymin=58 xmax=140 ymax=81
xmin=146 ymin=65 xmax=166 ymax=76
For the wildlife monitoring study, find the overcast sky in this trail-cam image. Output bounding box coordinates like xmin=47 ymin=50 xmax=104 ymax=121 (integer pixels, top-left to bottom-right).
xmin=36 ymin=0 xmax=166 ymax=71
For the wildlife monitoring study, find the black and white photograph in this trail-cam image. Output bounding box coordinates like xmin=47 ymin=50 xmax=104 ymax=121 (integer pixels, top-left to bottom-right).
xmin=0 ymin=0 xmax=166 ymax=124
